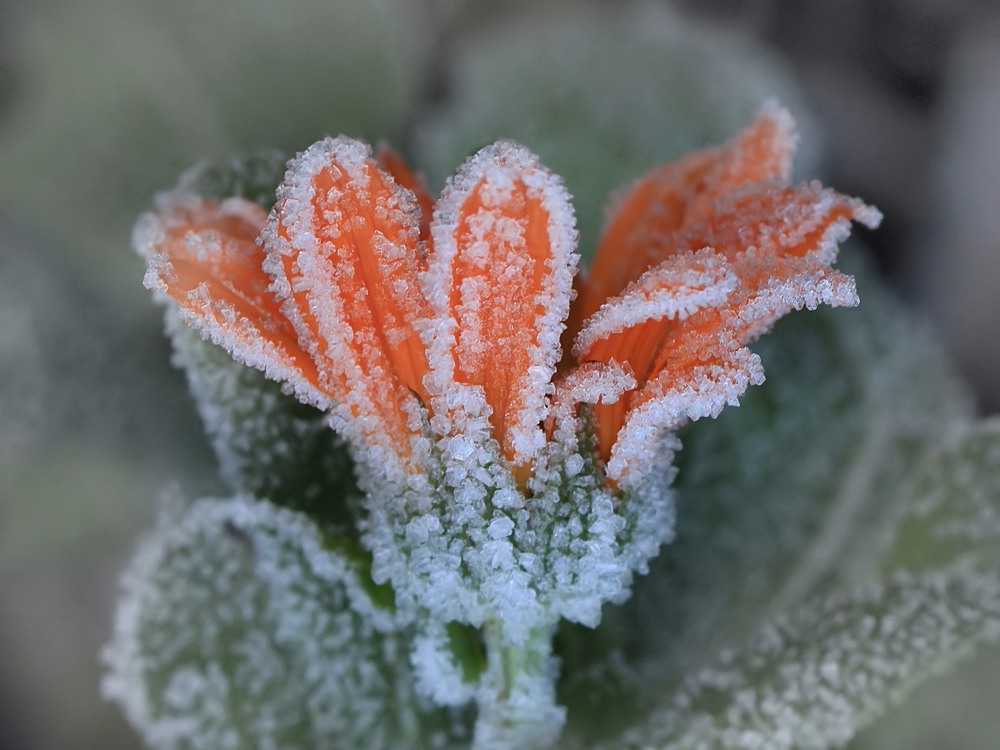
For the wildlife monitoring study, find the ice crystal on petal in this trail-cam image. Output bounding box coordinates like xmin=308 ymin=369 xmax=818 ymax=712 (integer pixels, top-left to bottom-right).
xmin=260 ymin=136 xmax=432 ymax=478
xmin=572 ymin=249 xmax=737 ymax=359
xmin=136 ymin=195 xmax=333 ymax=412
xmin=424 ymin=140 xmax=578 ymax=471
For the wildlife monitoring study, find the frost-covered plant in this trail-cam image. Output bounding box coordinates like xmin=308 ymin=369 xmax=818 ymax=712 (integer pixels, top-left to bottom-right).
xmin=102 ymin=16 xmax=1000 ymax=750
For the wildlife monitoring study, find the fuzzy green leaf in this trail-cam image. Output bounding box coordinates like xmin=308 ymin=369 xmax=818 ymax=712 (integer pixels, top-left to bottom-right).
xmin=168 ymin=320 xmax=361 ymax=529
xmin=598 ymin=571 xmax=1000 ymax=750
xmin=102 ymin=495 xmax=472 ymax=749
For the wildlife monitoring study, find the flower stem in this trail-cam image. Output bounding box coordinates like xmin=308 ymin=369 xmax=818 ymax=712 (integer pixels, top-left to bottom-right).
xmin=472 ymin=620 xmax=565 ymax=750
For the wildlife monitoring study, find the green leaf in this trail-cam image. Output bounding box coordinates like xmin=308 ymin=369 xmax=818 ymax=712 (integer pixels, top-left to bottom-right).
xmin=885 ymin=418 xmax=1000 ymax=574
xmin=414 ymin=3 xmax=814 ymax=260
xmin=168 ymin=320 xmax=361 ymax=531
xmin=556 ymin=254 xmax=975 ymax=741
xmin=596 ymin=571 xmax=1000 ymax=750
xmin=102 ymin=495 xmax=472 ymax=749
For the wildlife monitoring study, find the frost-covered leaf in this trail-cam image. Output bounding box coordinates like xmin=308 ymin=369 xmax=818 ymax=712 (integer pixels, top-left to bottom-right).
xmin=596 ymin=571 xmax=1000 ymax=750
xmin=154 ymin=154 xmax=363 ymax=527
xmin=168 ymin=322 xmax=361 ymax=528
xmin=102 ymin=495 xmax=471 ymax=749
xmin=886 ymin=418 xmax=1000 ymax=574
xmin=415 ymin=3 xmax=813 ymax=260
xmin=556 ymin=254 xmax=974 ymax=740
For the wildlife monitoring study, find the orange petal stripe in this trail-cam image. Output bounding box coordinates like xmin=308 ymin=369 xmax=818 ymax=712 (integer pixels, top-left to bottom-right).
xmin=261 ymin=137 xmax=432 ymax=463
xmin=140 ymin=197 xmax=330 ymax=409
xmin=429 ymin=142 xmax=578 ymax=470
xmin=574 ymin=103 xmax=796 ymax=324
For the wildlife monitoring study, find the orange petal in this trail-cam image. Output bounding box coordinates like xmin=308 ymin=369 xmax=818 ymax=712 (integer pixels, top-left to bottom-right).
xmin=647 ymin=181 xmax=878 ymax=348
xmin=657 ymin=181 xmax=881 ymax=269
xmin=138 ymin=196 xmax=331 ymax=409
xmin=645 ymin=260 xmax=854 ymax=388
xmin=574 ymin=248 xmax=736 ymax=375
xmin=574 ymin=102 xmax=797 ymax=325
xmin=574 ymin=249 xmax=737 ymax=459
xmin=577 ymin=173 xmax=879 ymax=461
xmin=426 ymin=141 xmax=578 ymax=469
xmin=591 ymin=253 xmax=857 ymax=469
xmin=687 ymin=99 xmax=797 ymax=215
xmin=606 ymin=345 xmax=765 ymax=484
xmin=261 ymin=137 xmax=431 ymax=466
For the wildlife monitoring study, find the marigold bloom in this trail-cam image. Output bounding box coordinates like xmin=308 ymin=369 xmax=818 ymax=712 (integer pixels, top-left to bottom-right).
xmin=139 ymin=103 xmax=879 ymax=492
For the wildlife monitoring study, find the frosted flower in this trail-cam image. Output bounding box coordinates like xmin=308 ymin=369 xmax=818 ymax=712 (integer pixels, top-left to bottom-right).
xmin=136 ymin=103 xmax=879 ymax=638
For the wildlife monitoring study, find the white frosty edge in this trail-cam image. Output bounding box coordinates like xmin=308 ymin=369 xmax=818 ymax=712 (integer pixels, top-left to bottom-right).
xmin=608 ymin=347 xmax=764 ymax=486
xmin=554 ymin=360 xmax=638 ymax=411
xmin=573 ymin=248 xmax=736 ymax=359
xmin=134 ymin=200 xmax=334 ymax=411
xmin=259 ymin=136 xmax=373 ymax=373
xmin=738 ymin=267 xmax=859 ymax=344
xmin=171 ymin=299 xmax=334 ymax=412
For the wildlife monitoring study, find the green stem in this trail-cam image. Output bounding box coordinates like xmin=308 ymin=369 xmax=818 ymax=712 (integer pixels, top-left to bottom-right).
xmin=472 ymin=620 xmax=565 ymax=750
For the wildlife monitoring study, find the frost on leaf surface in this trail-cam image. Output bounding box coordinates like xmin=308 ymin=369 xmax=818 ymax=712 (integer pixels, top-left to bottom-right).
xmin=168 ymin=321 xmax=360 ymax=526
xmin=887 ymin=418 xmax=1000 ymax=574
xmin=101 ymin=495 xmax=471 ymax=750
xmin=601 ymin=571 xmax=1000 ymax=750
xmin=556 ymin=254 xmax=977 ymax=743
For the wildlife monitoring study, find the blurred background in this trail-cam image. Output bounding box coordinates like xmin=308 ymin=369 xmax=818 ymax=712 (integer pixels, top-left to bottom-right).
xmin=1 ymin=0 xmax=999 ymax=747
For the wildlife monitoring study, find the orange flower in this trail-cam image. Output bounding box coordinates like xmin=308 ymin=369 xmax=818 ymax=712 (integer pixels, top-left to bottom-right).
xmin=139 ymin=103 xmax=879 ymax=490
